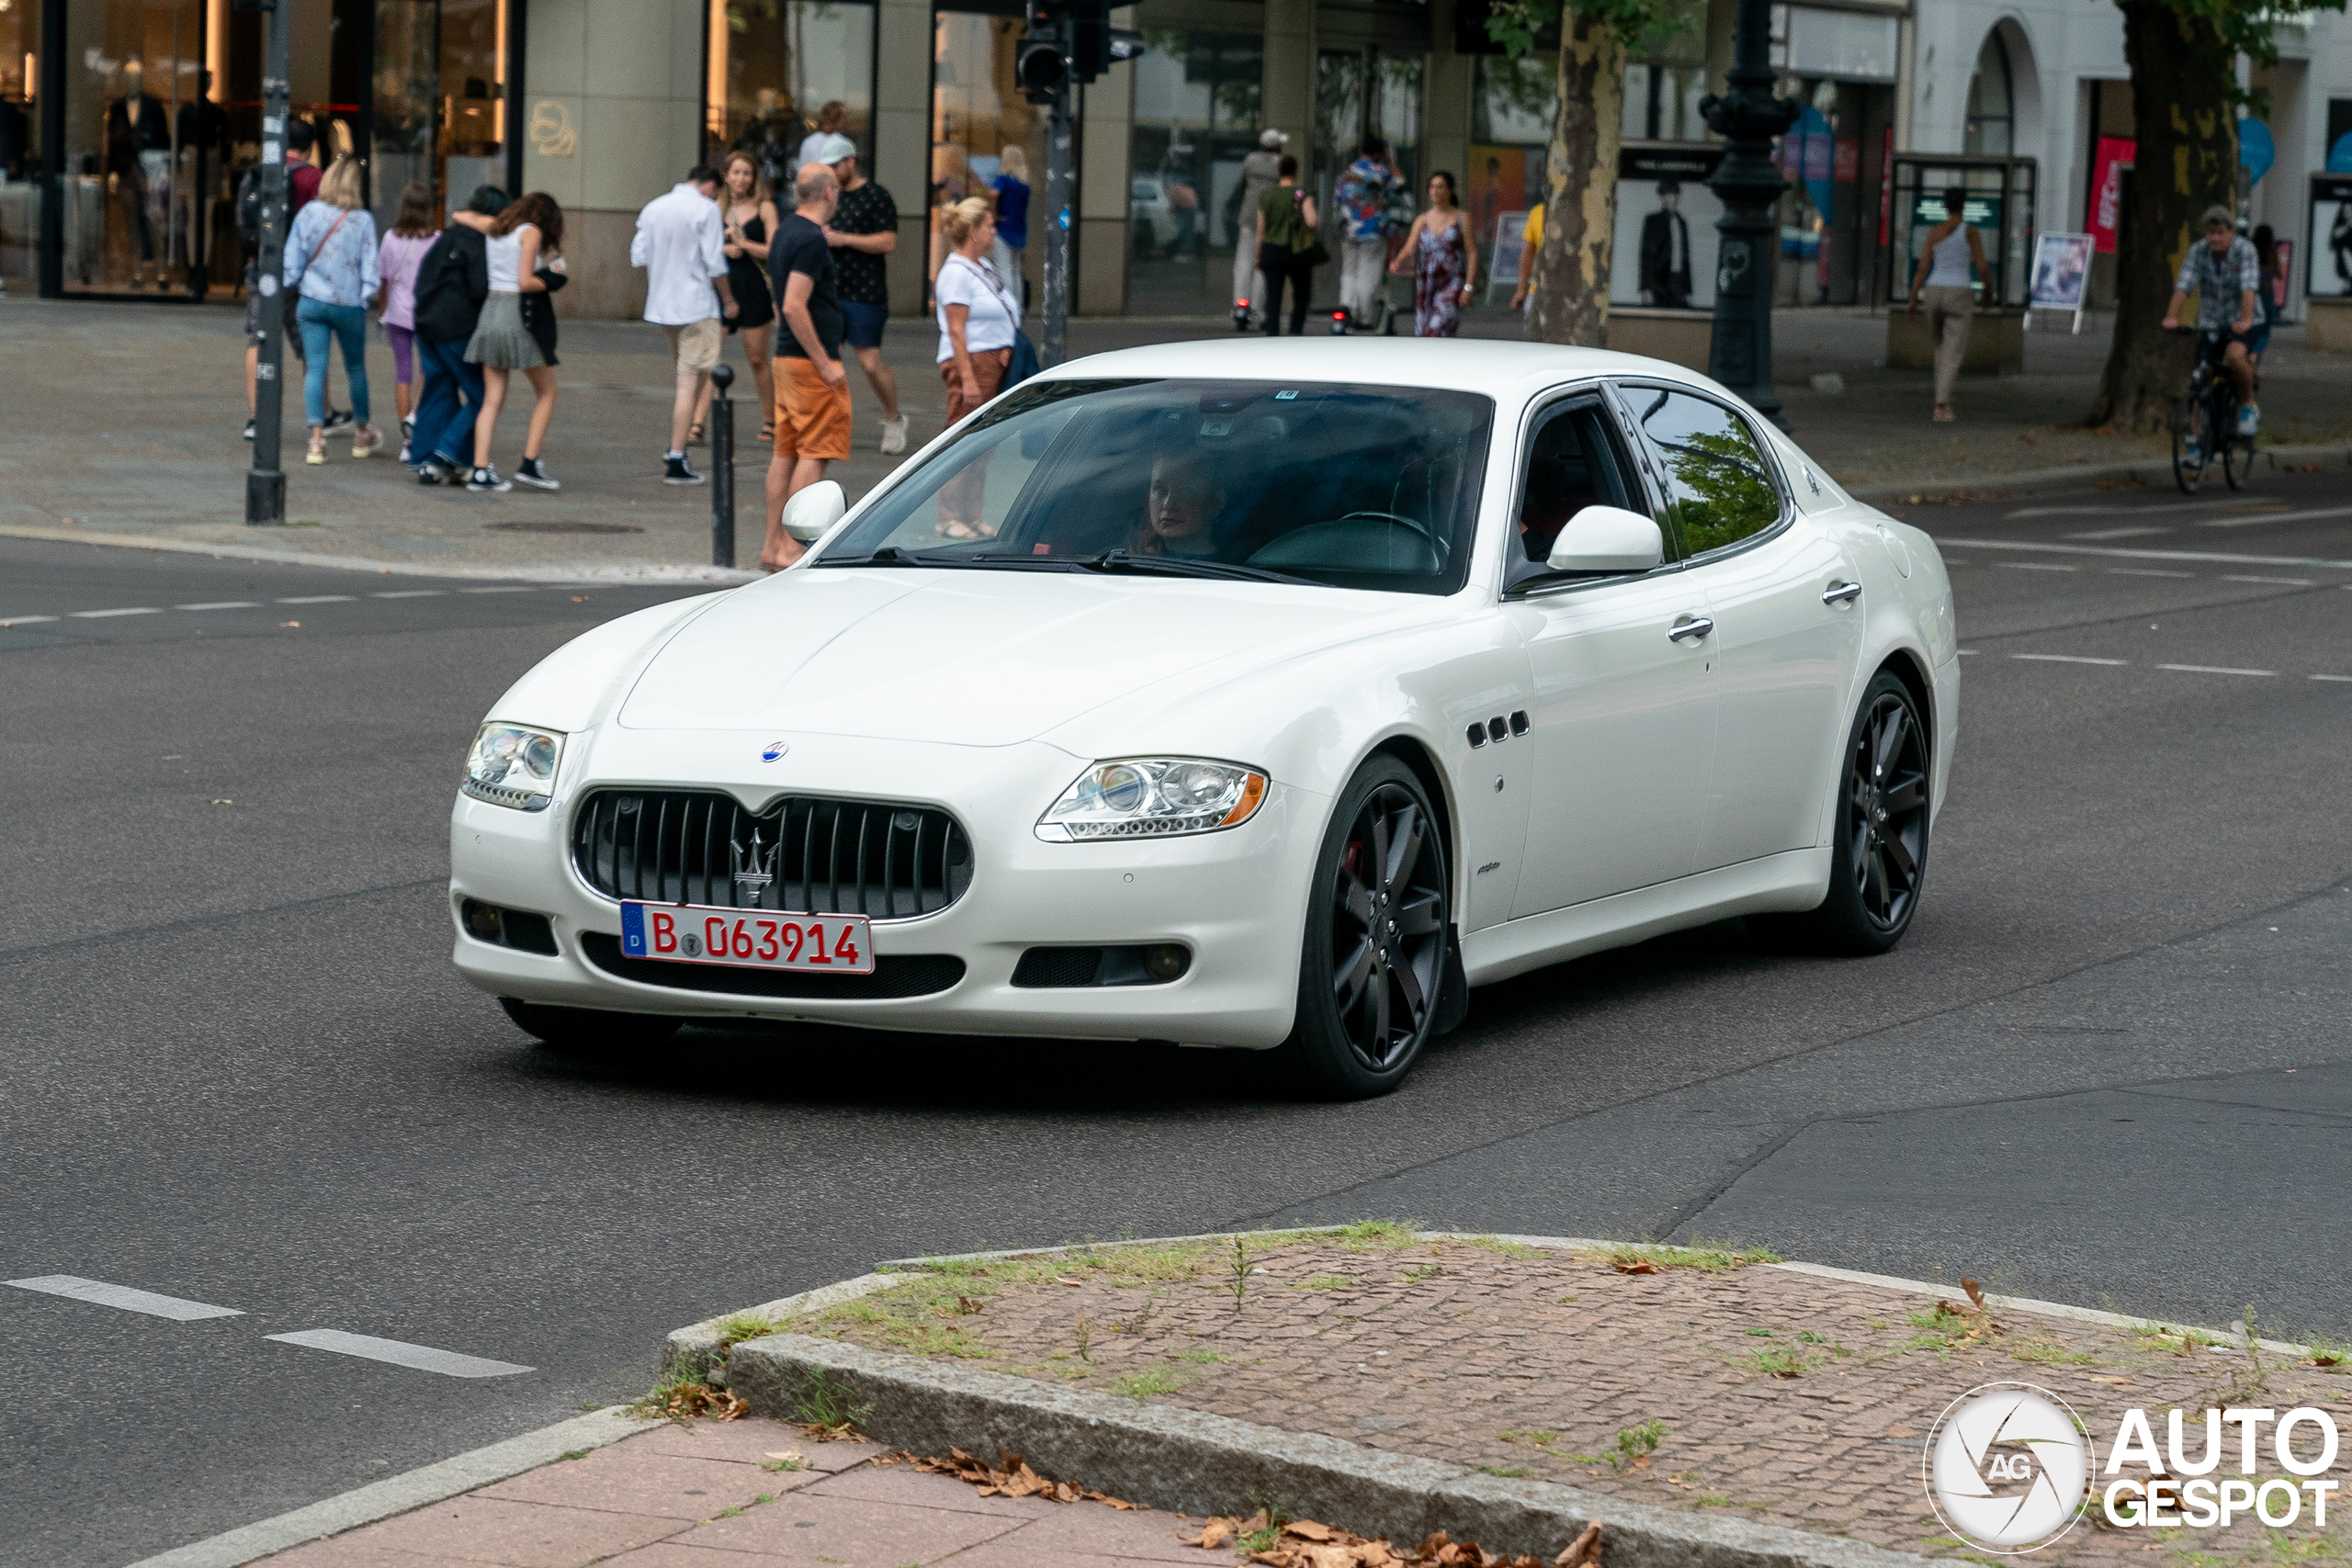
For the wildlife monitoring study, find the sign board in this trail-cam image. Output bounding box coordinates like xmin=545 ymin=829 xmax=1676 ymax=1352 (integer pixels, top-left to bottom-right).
xmin=1488 ymin=210 xmax=1532 ymax=289
xmin=2310 ymin=175 xmax=2352 ymax=301
xmin=2088 ymin=136 xmax=2133 ymax=254
xmin=2029 ymin=231 xmax=2094 ymax=330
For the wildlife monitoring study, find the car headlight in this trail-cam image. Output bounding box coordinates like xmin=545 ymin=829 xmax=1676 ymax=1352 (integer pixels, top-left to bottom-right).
xmin=1035 ymin=758 xmax=1268 ymax=841
xmin=461 ymin=722 xmax=564 ymax=811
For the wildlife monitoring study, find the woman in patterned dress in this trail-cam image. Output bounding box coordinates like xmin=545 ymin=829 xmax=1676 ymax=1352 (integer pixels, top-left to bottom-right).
xmin=1389 ymin=171 xmax=1477 ymax=337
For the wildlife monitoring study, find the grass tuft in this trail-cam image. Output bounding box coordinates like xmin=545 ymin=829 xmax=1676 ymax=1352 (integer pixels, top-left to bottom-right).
xmin=1585 ymin=1237 xmax=1784 ymax=1273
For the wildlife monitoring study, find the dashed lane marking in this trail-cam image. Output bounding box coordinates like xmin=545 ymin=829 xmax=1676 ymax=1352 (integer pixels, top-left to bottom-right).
xmin=2220 ymin=575 xmax=2316 ymax=586
xmin=6 ymin=1274 xmax=244 ymax=1321
xmin=458 ymin=586 xmax=537 ymax=593
xmin=2001 ymin=562 xmax=2079 ymax=571
xmin=2313 ymin=674 xmax=2352 ymax=683
xmin=2013 ymin=654 xmax=2128 ymax=665
xmin=370 ymin=590 xmax=446 ymax=599
xmin=1939 ymin=537 xmax=2352 ymax=570
xmin=2064 ymin=526 xmax=2173 ymax=540
xmin=71 ymin=606 xmax=162 ymax=618
xmin=1 ymin=615 xmax=61 ymax=626
xmin=2199 ymin=504 xmax=2352 ymax=527
xmin=277 ymin=595 xmax=357 ymax=604
xmin=266 ymin=1328 xmax=533 ymax=1379
xmin=176 ymin=601 xmax=263 ymax=610
xmin=2107 ymin=569 xmax=2194 ymax=578
xmin=2155 ymin=663 xmax=2276 ymax=677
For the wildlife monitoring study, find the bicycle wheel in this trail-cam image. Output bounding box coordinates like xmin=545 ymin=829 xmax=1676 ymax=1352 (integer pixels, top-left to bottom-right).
xmin=2172 ymin=391 xmax=2208 ymax=495
xmin=2223 ymin=435 xmax=2251 ymax=491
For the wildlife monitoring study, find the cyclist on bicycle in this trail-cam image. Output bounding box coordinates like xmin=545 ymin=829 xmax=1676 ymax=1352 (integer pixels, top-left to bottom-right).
xmin=2160 ymin=204 xmax=2261 ymax=447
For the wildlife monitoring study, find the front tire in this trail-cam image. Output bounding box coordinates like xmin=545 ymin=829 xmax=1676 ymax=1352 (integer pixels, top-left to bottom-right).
xmin=1754 ymin=671 xmax=1930 ymax=956
xmin=1276 ymin=757 xmax=1451 ymax=1099
xmin=499 ymin=997 xmax=682 ymax=1056
xmin=2172 ymin=391 xmax=2208 ymax=494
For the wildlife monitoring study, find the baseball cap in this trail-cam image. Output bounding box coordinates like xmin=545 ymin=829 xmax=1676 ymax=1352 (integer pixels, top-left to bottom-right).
xmin=816 ymin=133 xmax=857 ymax=166
xmin=1259 ymin=129 xmax=1289 ymax=149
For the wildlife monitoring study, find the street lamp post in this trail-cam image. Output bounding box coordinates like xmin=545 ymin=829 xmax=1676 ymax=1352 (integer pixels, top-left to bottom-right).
xmin=239 ymin=0 xmax=290 ymax=524
xmin=1699 ymin=0 xmax=1800 ymax=428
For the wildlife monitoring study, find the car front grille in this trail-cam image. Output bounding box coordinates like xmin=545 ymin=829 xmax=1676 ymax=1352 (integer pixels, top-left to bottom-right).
xmin=572 ymin=790 xmax=972 ymax=919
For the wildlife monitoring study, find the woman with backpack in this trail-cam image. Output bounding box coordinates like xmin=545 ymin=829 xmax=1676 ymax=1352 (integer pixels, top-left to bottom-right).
xmin=281 ymin=155 xmax=383 ymax=464
xmin=374 ymin=181 xmax=438 ymax=462
xmin=1253 ymin=154 xmax=1320 ymax=336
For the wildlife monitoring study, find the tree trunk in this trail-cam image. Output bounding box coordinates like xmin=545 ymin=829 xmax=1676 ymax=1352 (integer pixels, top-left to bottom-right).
xmin=2087 ymin=0 xmax=2239 ymax=431
xmin=1530 ymin=11 xmax=1626 ymax=346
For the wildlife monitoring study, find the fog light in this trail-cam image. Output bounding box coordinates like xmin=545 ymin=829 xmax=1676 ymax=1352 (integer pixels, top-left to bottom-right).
xmin=461 ymin=898 xmax=503 ymax=942
xmin=1143 ymin=943 xmax=1190 ymax=983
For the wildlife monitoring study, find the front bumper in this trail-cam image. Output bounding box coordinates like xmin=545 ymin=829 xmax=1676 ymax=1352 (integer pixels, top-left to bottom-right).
xmin=448 ymin=728 xmax=1323 ymax=1049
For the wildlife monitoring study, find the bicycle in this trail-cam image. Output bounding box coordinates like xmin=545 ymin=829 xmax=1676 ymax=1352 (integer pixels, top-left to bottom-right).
xmin=2169 ymin=325 xmax=2255 ymax=494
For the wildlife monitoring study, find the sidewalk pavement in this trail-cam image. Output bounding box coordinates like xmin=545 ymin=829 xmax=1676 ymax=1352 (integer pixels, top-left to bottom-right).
xmin=254 ymin=1417 xmax=1224 ymax=1567
xmin=4 ymin=295 xmax=2343 ymax=581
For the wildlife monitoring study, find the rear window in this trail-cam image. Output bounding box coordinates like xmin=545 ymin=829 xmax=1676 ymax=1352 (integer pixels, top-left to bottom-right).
xmin=818 ymin=378 xmax=1495 ymax=594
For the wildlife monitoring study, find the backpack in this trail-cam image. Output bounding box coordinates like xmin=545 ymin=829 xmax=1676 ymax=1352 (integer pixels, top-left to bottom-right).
xmin=235 ymin=165 xmax=266 ymax=246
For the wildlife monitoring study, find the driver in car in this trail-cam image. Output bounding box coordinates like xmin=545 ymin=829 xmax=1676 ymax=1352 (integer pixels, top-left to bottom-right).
xmin=1130 ymin=451 xmax=1228 ymax=558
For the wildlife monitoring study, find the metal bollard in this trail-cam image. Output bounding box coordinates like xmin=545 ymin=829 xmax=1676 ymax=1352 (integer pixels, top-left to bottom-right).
xmin=709 ymin=362 xmax=736 ymax=569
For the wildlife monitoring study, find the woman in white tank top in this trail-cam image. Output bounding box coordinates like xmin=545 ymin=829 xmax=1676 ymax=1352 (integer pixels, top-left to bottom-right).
xmin=1905 ymin=186 xmax=1989 ymax=423
xmin=463 ymin=195 xmax=566 ymax=491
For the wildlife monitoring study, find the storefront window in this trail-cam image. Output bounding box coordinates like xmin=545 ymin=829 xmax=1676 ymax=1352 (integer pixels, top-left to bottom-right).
xmin=1313 ymin=45 xmax=1420 ymax=310
xmin=1963 ymin=32 xmax=2014 ymax=156
xmin=63 ymin=0 xmax=214 ymax=293
xmin=0 ymin=0 xmax=41 ymax=288
xmin=1128 ymin=28 xmax=1260 ymax=316
xmin=707 ymin=0 xmax=876 ymax=188
xmin=440 ymin=0 xmax=509 ymax=209
xmin=931 ymin=9 xmax=1045 ymax=299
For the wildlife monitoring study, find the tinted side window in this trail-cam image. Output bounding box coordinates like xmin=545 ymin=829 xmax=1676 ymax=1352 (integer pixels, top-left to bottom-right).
xmin=1628 ymin=389 xmax=1781 ymax=557
xmin=1514 ymin=401 xmax=1647 ymax=569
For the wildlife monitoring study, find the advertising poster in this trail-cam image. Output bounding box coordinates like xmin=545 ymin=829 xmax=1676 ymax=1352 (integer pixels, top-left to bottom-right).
xmin=1611 ymin=146 xmax=1724 ymax=310
xmin=2311 ymin=175 xmax=2352 ymax=299
xmin=2089 ymin=136 xmax=2133 ymax=254
xmin=2029 ymin=231 xmax=2093 ymax=312
xmin=1467 ymin=147 xmax=1545 ymax=260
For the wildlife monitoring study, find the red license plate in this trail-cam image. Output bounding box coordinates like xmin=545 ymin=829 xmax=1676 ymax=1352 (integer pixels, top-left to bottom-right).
xmin=620 ymin=903 xmax=875 ymax=975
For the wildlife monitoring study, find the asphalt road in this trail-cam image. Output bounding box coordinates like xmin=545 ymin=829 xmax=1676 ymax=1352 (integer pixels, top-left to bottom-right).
xmin=5 ymin=468 xmax=2349 ymax=1567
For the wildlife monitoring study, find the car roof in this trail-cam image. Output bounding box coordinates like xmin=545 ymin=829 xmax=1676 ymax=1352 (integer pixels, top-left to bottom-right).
xmin=1040 ymin=336 xmax=1716 ymax=400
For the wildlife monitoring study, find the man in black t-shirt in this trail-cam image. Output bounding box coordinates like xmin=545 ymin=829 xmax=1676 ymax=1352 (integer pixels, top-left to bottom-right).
xmin=764 ymin=163 xmax=851 ymax=571
xmin=816 ymin=137 xmax=908 ymax=455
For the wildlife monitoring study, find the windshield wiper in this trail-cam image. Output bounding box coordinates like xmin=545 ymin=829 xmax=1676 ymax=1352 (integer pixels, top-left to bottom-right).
xmin=1070 ymin=549 xmax=1320 ymax=587
xmin=813 ymin=546 xmax=1071 ymax=570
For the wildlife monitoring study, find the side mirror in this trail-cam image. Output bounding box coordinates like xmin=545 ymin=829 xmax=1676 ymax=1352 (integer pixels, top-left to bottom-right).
xmin=780 ymin=479 xmax=846 ymax=544
xmin=1545 ymin=505 xmax=1664 ymax=574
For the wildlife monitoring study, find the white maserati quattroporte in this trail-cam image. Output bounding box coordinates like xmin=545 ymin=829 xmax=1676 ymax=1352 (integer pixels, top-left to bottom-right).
xmin=450 ymin=339 xmax=1957 ymax=1097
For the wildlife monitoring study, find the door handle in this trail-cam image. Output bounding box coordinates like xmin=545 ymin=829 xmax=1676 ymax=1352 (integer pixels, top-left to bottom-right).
xmin=1667 ymin=615 xmax=1714 ymax=643
xmin=1822 ymin=581 xmax=1863 ymax=605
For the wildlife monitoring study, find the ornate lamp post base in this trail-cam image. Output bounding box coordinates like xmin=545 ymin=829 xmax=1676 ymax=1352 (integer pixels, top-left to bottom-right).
xmin=1700 ymin=0 xmax=1800 ymax=428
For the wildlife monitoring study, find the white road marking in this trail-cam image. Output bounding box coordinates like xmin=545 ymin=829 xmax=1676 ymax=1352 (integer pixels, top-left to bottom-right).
xmin=2001 ymin=562 xmax=2078 ymax=571
xmin=370 ymin=591 xmax=446 ymax=599
xmin=458 ymin=586 xmax=535 ymax=593
xmin=2 ymin=615 xmax=61 ymax=625
xmin=176 ymin=601 xmax=262 ymax=611
xmin=2312 ymin=674 xmax=2352 ymax=683
xmin=72 ymin=607 xmax=163 ymax=618
xmin=1939 ymin=538 xmax=2352 ymax=570
xmin=2199 ymin=504 xmax=2352 ymax=527
xmin=2220 ymin=575 xmax=2315 ymax=586
xmin=265 ymin=1328 xmax=532 ymax=1378
xmin=2064 ymin=526 xmax=2173 ymax=540
xmin=6 ymin=1274 xmax=244 ymax=1321
xmin=277 ymin=595 xmax=356 ymax=604
xmin=1957 ymin=649 xmax=1980 ymax=656
xmin=2156 ymin=663 xmax=2276 ymax=677
xmin=2014 ymin=654 xmax=2128 ymax=665
xmin=2108 ymin=569 xmax=2194 ymax=578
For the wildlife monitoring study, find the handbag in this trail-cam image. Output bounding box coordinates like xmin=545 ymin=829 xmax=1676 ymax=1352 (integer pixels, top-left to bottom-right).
xmin=1293 ymin=191 xmax=1331 ymax=269
xmin=1005 ymin=329 xmax=1041 ymax=389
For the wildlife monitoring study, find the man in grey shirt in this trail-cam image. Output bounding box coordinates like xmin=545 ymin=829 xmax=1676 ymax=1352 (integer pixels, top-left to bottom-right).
xmin=1230 ymin=129 xmax=1289 ymax=327
xmin=2162 ymin=204 xmax=2261 ymax=436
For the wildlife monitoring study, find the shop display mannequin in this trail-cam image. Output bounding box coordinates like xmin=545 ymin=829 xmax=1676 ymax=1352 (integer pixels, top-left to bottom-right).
xmin=107 ymin=61 xmax=172 ymax=287
xmin=1640 ymin=179 xmax=1694 ymax=309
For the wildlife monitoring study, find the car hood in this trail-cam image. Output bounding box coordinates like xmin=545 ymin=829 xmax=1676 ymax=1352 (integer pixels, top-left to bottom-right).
xmin=616 ymin=568 xmax=1425 ymax=747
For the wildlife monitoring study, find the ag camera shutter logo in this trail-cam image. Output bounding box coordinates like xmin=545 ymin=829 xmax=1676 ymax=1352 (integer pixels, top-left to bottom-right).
xmin=1925 ymin=1383 xmax=2094 ymax=1553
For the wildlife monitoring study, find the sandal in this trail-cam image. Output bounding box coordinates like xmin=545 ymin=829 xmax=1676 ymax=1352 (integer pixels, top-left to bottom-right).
xmin=758 ymin=422 xmax=776 ymax=443
xmin=687 ymin=422 xmax=707 ymax=446
xmin=940 ymin=520 xmax=981 ymax=540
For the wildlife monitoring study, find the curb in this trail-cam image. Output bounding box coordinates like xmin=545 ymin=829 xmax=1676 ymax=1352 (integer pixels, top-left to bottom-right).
xmin=1843 ymin=441 xmax=2346 ymax=503
xmin=117 ymin=1404 xmax=659 ymax=1568
xmin=725 ymin=1332 xmax=1927 ymax=1568
xmin=0 ymin=521 xmax=763 ymax=587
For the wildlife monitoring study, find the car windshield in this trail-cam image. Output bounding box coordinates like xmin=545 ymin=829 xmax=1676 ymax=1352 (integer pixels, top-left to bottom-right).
xmin=814 ymin=378 xmax=1494 ymax=594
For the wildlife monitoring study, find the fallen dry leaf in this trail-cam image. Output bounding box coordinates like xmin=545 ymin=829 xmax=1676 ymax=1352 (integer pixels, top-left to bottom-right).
xmin=891 ymin=1447 xmax=1137 ymax=1511
xmin=279 ymin=620 xmax=300 ymax=627
xmin=653 ymin=1383 xmax=746 ymax=1421
xmin=1611 ymin=1261 xmax=1657 ymax=1276
xmin=1286 ymin=1520 xmax=1342 ymax=1542
xmin=1555 ymin=1521 xmax=1603 ymax=1568
xmin=1054 ymin=1276 xmax=1085 ymax=1287
xmin=1197 ymin=1517 xmax=1240 ymax=1549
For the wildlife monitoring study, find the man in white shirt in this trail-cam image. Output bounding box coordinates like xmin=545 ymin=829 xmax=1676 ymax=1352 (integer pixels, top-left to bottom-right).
xmin=631 ymin=165 xmax=739 ymax=485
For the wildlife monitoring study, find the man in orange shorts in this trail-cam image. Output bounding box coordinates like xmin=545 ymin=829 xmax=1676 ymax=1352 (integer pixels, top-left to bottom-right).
xmin=763 ymin=162 xmax=853 ymax=570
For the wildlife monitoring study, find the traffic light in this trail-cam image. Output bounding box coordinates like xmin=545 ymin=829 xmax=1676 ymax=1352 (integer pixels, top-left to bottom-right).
xmin=1017 ymin=0 xmax=1069 ymax=103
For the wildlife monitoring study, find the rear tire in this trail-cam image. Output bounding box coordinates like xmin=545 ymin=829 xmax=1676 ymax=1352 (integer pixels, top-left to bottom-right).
xmin=1750 ymin=671 xmax=1930 ymax=956
xmin=2172 ymin=392 xmax=2208 ymax=495
xmin=2222 ymin=431 xmax=2250 ymax=491
xmin=1275 ymin=757 xmax=1451 ymax=1099
xmin=499 ymin=997 xmax=682 ymax=1055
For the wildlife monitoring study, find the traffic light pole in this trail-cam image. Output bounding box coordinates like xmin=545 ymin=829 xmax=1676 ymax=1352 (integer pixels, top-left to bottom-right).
xmin=244 ymin=0 xmax=290 ymax=524
xmin=1039 ymin=88 xmax=1074 ymax=369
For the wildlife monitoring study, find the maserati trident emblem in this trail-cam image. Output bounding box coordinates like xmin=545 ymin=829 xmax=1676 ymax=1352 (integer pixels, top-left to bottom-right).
xmin=761 ymin=739 xmax=789 ymax=762
xmin=730 ymin=828 xmax=778 ymax=905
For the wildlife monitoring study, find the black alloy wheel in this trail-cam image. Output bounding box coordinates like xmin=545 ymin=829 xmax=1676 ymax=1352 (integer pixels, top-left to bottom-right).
xmin=1752 ymin=670 xmax=1930 ymax=956
xmin=1280 ymin=757 xmax=1452 ymax=1098
xmin=499 ymin=996 xmax=682 ymax=1057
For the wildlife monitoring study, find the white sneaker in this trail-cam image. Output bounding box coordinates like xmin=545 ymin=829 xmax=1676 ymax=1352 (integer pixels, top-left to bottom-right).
xmin=879 ymin=416 xmax=909 ymax=456
xmin=2237 ymin=403 xmax=2259 ymax=437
